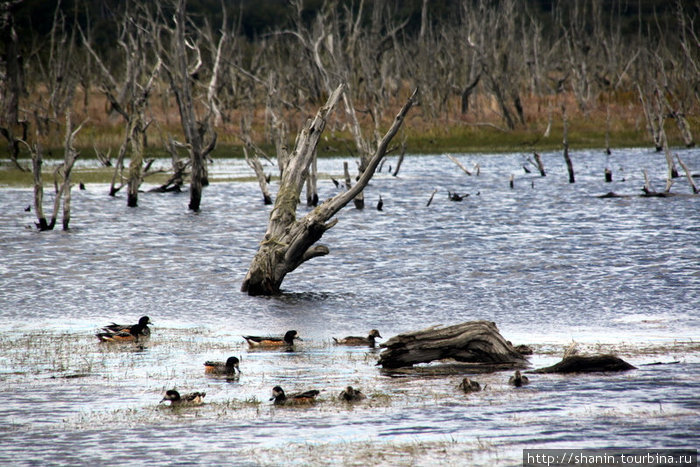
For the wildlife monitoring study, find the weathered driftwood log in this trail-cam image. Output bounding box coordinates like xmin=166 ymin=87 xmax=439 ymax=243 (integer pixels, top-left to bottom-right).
xmin=377 ymin=321 xmax=528 ymax=369
xmin=532 ymin=354 xmax=635 ymax=374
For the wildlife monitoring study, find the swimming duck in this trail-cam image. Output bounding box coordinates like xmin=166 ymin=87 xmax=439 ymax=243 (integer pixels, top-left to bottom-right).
xmin=96 ymin=316 xmax=152 ymax=343
xmin=339 ymin=386 xmax=365 ymax=402
xmin=333 ymin=329 xmax=382 ymax=347
xmin=243 ymin=330 xmax=301 ymax=348
xmin=508 ymin=370 xmax=530 ymax=387
xmin=459 ymin=377 xmax=482 ymax=393
xmin=270 ymin=386 xmax=319 ymax=405
xmin=204 ymin=356 xmax=241 ymax=375
xmin=160 ymin=389 xmax=206 ymax=407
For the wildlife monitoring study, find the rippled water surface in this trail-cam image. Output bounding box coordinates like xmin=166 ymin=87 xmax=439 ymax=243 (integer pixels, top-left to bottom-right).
xmin=1 ymin=148 xmax=699 ymax=465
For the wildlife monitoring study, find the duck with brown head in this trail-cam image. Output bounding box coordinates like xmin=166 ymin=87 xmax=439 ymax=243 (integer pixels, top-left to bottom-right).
xmin=243 ymin=330 xmax=301 ymax=349
xmin=96 ymin=316 xmax=152 ymax=343
xmin=508 ymin=370 xmax=530 ymax=387
xmin=204 ymin=356 xmax=241 ymax=376
xmin=339 ymin=386 xmax=365 ymax=402
xmin=160 ymin=389 xmax=206 ymax=407
xmin=333 ymin=329 xmax=382 ymax=347
xmin=270 ymin=386 xmax=319 ymax=405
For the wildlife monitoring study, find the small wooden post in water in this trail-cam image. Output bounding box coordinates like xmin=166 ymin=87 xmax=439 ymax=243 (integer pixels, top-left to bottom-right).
xmin=562 ymin=104 xmax=575 ymax=183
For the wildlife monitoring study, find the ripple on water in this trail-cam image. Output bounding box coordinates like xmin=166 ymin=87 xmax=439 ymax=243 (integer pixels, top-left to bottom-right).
xmin=1 ymin=150 xmax=699 ymax=464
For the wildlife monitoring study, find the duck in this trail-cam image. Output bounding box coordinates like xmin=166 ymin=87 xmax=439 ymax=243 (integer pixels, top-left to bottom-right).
xmin=243 ymin=330 xmax=301 ymax=348
xmin=270 ymin=386 xmax=319 ymax=405
xmin=459 ymin=377 xmax=482 ymax=393
xmin=204 ymin=356 xmax=241 ymax=376
xmin=333 ymin=329 xmax=382 ymax=347
xmin=508 ymin=370 xmax=530 ymax=387
xmin=96 ymin=316 xmax=152 ymax=343
xmin=160 ymin=389 xmax=206 ymax=407
xmin=339 ymin=386 xmax=365 ymax=402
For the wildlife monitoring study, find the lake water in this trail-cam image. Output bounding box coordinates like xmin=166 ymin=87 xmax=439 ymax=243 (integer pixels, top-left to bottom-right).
xmin=1 ymin=148 xmax=698 ymax=466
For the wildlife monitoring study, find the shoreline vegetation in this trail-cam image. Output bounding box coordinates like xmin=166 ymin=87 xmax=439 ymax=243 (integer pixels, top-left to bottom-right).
xmin=0 ymin=90 xmax=694 ymax=187
xmin=1 ymin=1 xmax=697 ymax=193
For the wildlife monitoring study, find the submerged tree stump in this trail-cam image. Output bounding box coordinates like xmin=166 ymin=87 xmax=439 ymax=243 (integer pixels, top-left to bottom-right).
xmin=377 ymin=321 xmax=528 ymax=369
xmin=532 ymin=354 xmax=635 ymax=374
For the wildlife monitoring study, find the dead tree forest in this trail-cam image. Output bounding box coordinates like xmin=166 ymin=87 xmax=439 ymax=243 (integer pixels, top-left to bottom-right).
xmin=1 ymin=0 xmax=699 ymax=290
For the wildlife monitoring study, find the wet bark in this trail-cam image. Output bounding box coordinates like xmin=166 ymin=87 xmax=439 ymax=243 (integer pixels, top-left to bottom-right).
xmin=676 ymin=155 xmax=699 ymax=194
xmin=660 ymin=125 xmax=679 ymax=181
xmin=604 ymin=168 xmax=613 ymax=183
xmin=377 ymin=320 xmax=528 ymax=369
xmin=533 ymin=152 xmax=546 ymax=177
xmin=391 ymin=140 xmax=406 ymax=177
xmin=30 ymin=141 xmax=49 ymax=230
xmin=562 ymin=104 xmax=575 ymax=183
xmin=241 ymin=86 xmax=417 ymax=296
xmin=306 ymin=154 xmax=318 ymax=207
xmin=242 ymin=144 xmax=273 ymax=205
xmin=532 ymin=355 xmax=635 ymax=374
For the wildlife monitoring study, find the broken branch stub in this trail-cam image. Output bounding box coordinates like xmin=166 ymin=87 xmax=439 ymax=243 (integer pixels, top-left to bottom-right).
xmin=377 ymin=321 xmax=528 ymax=369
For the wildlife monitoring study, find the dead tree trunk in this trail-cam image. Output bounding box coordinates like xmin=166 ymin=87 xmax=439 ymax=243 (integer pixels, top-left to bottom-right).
xmin=657 ymin=86 xmax=695 ymax=148
xmin=660 ymin=125 xmax=679 ymax=180
xmin=637 ymin=84 xmax=663 ymax=151
xmin=306 ymin=153 xmax=319 ymax=206
xmin=533 ymin=152 xmax=546 ymax=176
xmin=109 ymin=132 xmax=128 ymax=196
xmin=240 ymin=117 xmax=274 ymax=205
xmin=242 ymin=145 xmax=273 ymax=205
xmin=241 ymin=85 xmax=417 ymax=296
xmin=676 ymin=155 xmax=699 ymax=194
xmin=377 ymin=321 xmax=528 ymax=369
xmin=58 ymin=113 xmax=82 ymax=230
xmin=25 ymin=112 xmax=84 ymax=231
xmin=392 ymin=139 xmax=406 ymax=177
xmin=156 ymin=0 xmax=220 ymax=212
xmin=150 ymin=136 xmax=189 ymax=193
xmin=82 ymin=11 xmax=161 ymax=207
xmin=26 ymin=138 xmax=49 ymax=230
xmin=0 ymin=1 xmax=27 ymax=171
xmin=343 ymin=161 xmax=353 ymax=190
xmin=562 ymin=104 xmax=575 ymax=183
